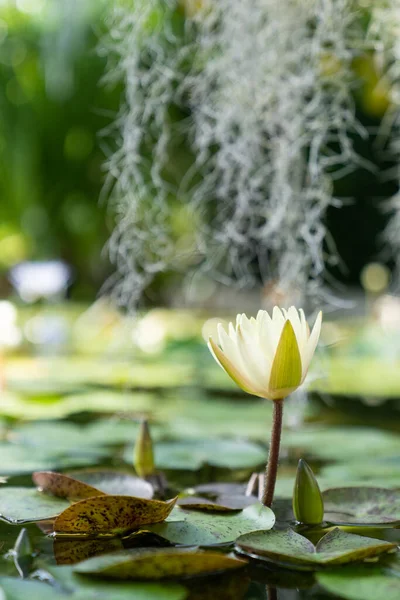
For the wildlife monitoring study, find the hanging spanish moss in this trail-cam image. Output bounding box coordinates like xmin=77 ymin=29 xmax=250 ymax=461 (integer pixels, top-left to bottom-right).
xmin=103 ymin=0 xmax=368 ymax=309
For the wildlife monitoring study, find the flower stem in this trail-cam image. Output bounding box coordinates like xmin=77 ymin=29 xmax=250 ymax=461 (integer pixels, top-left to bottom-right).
xmin=262 ymin=399 xmax=284 ymax=508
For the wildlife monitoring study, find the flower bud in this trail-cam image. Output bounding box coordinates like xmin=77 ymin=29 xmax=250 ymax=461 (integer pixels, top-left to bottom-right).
xmin=134 ymin=419 xmax=155 ymax=478
xmin=292 ymin=459 xmax=324 ymax=525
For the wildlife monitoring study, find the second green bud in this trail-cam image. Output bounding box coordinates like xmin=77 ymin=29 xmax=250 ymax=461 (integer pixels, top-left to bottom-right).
xmin=292 ymin=459 xmax=324 ymax=525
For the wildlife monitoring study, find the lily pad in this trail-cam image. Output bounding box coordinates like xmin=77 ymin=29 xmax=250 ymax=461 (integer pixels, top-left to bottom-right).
xmin=18 ymin=565 xmax=187 ymax=600
xmin=0 ymin=487 xmax=70 ymax=524
xmin=235 ymin=528 xmax=396 ymax=571
xmin=54 ymin=495 xmax=177 ymax=537
xmin=145 ymin=439 xmax=266 ymax=471
xmin=145 ymin=503 xmax=275 ymax=546
xmin=0 ymin=577 xmax=72 ymax=600
xmin=317 ymin=566 xmax=400 ymax=600
xmin=0 ymin=444 xmax=101 ymax=476
xmin=283 ymin=426 xmax=400 ymax=462
xmin=323 ymin=487 xmax=400 ymax=526
xmin=74 ymin=547 xmax=246 ymax=579
xmin=33 ymin=470 xmax=153 ymax=501
xmin=177 ymin=497 xmax=249 ymax=512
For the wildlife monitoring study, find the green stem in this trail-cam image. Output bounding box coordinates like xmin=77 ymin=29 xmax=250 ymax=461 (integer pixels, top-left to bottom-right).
xmin=262 ymin=399 xmax=284 ymax=508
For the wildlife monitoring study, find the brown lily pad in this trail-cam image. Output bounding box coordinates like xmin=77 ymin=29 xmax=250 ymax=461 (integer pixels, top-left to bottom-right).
xmin=53 ymin=495 xmax=177 ymax=537
xmin=33 ymin=470 xmax=153 ymax=502
xmin=74 ymin=547 xmax=247 ymax=579
xmin=177 ymin=497 xmax=243 ymax=513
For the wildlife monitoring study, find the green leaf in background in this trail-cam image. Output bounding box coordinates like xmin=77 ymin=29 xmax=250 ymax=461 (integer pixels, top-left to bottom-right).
xmin=156 ymin=396 xmax=273 ymax=440
xmin=145 ymin=503 xmax=275 ymax=545
xmin=317 ymin=566 xmax=400 ymax=600
xmin=0 ymin=444 xmax=100 ymax=476
xmin=283 ymin=426 xmax=400 ymax=461
xmin=0 ymin=488 xmax=69 ymax=523
xmin=74 ymin=547 xmax=246 ymax=580
xmin=235 ymin=528 xmax=396 ymax=571
xmin=149 ymin=439 xmax=266 ymax=470
xmin=323 ymin=487 xmax=400 ymax=526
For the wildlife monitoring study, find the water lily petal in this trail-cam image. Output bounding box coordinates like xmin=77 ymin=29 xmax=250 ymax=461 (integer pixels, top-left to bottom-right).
xmin=303 ymin=311 xmax=322 ymax=376
xmin=208 ymin=338 xmax=261 ymax=396
xmin=269 ymin=320 xmax=302 ymax=399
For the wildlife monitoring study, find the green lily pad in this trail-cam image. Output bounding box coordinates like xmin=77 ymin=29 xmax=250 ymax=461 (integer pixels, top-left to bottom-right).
xmin=33 ymin=470 xmax=153 ymax=501
xmin=0 ymin=444 xmax=101 ymax=476
xmin=235 ymin=528 xmax=396 ymax=571
xmin=54 ymin=495 xmax=177 ymax=537
xmin=317 ymin=566 xmax=400 ymax=600
xmin=10 ymin=422 xmax=118 ymax=454
xmin=283 ymin=426 xmax=400 ymax=462
xmin=158 ymin=396 xmax=273 ymax=440
xmin=0 ymin=577 xmax=71 ymax=599
xmin=0 ymin=488 xmax=70 ymax=524
xmin=143 ymin=439 xmax=266 ymax=470
xmin=323 ymin=487 xmax=400 ymax=526
xmin=320 ymin=459 xmax=400 ymax=487
xmin=145 ymin=503 xmax=275 ymax=545
xmin=74 ymin=547 xmax=246 ymax=579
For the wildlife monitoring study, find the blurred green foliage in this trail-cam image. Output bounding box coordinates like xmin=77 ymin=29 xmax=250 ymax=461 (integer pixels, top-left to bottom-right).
xmin=0 ymin=1 xmax=121 ymax=298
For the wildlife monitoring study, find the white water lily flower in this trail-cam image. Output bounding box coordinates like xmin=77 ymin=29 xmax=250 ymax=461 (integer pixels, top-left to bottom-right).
xmin=208 ymin=307 xmax=322 ymax=401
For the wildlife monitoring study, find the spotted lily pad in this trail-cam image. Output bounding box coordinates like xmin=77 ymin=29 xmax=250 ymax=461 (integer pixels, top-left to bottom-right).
xmin=147 ymin=439 xmax=266 ymax=470
xmin=317 ymin=566 xmax=400 ymax=600
xmin=74 ymin=547 xmax=246 ymax=579
xmin=235 ymin=528 xmax=396 ymax=571
xmin=323 ymin=487 xmax=400 ymax=526
xmin=0 ymin=488 xmax=70 ymax=524
xmin=54 ymin=495 xmax=177 ymax=537
xmin=145 ymin=503 xmax=275 ymax=545
xmin=33 ymin=470 xmax=153 ymax=501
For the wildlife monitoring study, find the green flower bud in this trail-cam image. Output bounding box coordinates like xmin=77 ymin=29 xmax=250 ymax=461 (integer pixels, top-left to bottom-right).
xmin=292 ymin=459 xmax=324 ymax=525
xmin=134 ymin=419 xmax=155 ymax=478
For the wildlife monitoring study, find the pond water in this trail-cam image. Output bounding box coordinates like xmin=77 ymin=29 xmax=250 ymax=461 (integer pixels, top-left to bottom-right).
xmin=1 ymin=311 xmax=400 ymax=599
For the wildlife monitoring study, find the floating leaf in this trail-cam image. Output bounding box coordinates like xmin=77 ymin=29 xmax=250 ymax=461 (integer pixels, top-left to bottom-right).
xmin=323 ymin=487 xmax=400 ymax=526
xmin=283 ymin=427 xmax=400 ymax=462
xmin=33 ymin=471 xmax=104 ymax=501
xmin=0 ymin=444 xmax=99 ymax=476
xmin=235 ymin=528 xmax=396 ymax=571
xmin=135 ymin=439 xmax=267 ymax=471
xmin=146 ymin=503 xmax=275 ymax=545
xmin=33 ymin=470 xmax=153 ymax=502
xmin=0 ymin=577 xmax=70 ymax=600
xmin=41 ymin=564 xmax=187 ymax=600
xmin=0 ymin=488 xmax=69 ymax=524
xmin=177 ymin=497 xmax=244 ymax=512
xmin=54 ymin=495 xmax=177 ymax=537
xmin=74 ymin=547 xmax=246 ymax=579
xmin=317 ymin=566 xmax=400 ymax=600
